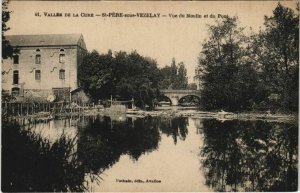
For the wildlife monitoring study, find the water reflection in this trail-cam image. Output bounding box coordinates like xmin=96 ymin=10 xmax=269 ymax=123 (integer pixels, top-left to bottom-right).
xmin=77 ymin=116 xmax=161 ymax=174
xmin=159 ymin=117 xmax=189 ymax=144
xmin=2 ymin=115 xmax=298 ymax=192
xmin=2 ymin=119 xmax=86 ymax=192
xmin=199 ymin=119 xmax=298 ymax=192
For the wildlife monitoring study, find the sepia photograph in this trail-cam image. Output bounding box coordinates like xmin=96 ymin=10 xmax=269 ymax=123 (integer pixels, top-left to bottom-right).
xmin=1 ymin=0 xmax=299 ymax=192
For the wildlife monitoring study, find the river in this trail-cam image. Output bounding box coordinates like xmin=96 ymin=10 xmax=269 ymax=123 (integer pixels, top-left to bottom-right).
xmin=2 ymin=115 xmax=298 ymax=192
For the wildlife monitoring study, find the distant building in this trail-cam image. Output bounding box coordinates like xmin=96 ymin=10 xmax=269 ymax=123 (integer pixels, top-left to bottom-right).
xmin=2 ymin=34 xmax=87 ymax=102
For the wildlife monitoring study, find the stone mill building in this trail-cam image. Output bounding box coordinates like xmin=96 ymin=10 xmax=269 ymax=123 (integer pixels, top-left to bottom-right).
xmin=2 ymin=34 xmax=87 ymax=102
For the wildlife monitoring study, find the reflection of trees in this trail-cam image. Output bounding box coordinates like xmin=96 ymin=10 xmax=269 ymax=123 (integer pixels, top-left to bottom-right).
xmin=200 ymin=119 xmax=298 ymax=192
xmin=77 ymin=116 xmax=160 ymax=174
xmin=159 ymin=117 xmax=188 ymax=144
xmin=2 ymin=120 xmax=85 ymax=192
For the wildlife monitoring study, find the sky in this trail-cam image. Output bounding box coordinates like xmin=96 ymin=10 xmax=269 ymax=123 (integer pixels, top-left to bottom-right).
xmin=6 ymin=1 xmax=298 ymax=83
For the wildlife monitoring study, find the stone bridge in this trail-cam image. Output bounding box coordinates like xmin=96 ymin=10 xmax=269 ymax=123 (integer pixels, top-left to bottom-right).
xmin=160 ymin=89 xmax=201 ymax=106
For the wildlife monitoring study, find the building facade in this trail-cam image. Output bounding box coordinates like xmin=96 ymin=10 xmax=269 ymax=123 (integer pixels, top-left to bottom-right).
xmin=2 ymin=34 xmax=87 ymax=102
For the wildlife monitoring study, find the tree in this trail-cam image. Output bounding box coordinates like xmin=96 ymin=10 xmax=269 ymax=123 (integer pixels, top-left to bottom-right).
xmin=159 ymin=58 xmax=188 ymax=90
xmin=78 ymin=50 xmax=114 ymax=100
xmin=187 ymin=83 xmax=197 ymax=90
xmin=173 ymin=62 xmax=188 ymax=89
xmin=2 ymin=0 xmax=17 ymax=59
xmin=257 ymin=3 xmax=299 ymax=112
xmin=198 ymin=3 xmax=298 ymax=112
xmin=170 ymin=57 xmax=177 ymax=84
xmin=78 ymin=50 xmax=161 ymax=109
xmin=158 ymin=66 xmax=172 ymax=89
xmin=198 ymin=17 xmax=259 ymax=111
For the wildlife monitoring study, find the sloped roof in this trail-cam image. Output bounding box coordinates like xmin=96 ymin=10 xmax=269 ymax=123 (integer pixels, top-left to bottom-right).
xmin=6 ymin=34 xmax=87 ymax=50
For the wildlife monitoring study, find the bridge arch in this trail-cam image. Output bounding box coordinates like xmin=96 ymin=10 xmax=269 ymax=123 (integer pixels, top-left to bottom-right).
xmin=160 ymin=89 xmax=201 ymax=106
xmin=178 ymin=95 xmax=201 ymax=106
xmin=157 ymin=95 xmax=172 ymax=106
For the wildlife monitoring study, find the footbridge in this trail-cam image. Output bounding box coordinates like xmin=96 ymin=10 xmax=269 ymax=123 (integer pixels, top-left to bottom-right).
xmin=160 ymin=89 xmax=201 ymax=106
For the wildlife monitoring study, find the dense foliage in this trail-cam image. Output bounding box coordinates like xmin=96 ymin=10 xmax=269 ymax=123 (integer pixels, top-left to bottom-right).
xmin=2 ymin=0 xmax=18 ymax=59
xmin=258 ymin=3 xmax=299 ymax=112
xmin=198 ymin=4 xmax=298 ymax=112
xmin=158 ymin=58 xmax=188 ymax=89
xmin=78 ymin=50 xmax=161 ymax=109
xmin=78 ymin=50 xmax=190 ymax=109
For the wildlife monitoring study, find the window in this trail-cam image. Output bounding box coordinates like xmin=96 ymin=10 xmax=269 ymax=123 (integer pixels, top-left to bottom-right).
xmin=12 ymin=87 xmax=20 ymax=97
xmin=59 ymin=54 xmax=65 ymax=63
xmin=59 ymin=69 xmax=65 ymax=79
xmin=13 ymin=70 xmax=19 ymax=84
xmin=35 ymin=54 xmax=41 ymax=64
xmin=35 ymin=70 xmax=41 ymax=80
xmin=13 ymin=55 xmax=19 ymax=64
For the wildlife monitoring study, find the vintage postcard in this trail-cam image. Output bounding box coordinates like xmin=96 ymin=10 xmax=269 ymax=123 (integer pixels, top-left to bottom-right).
xmin=1 ymin=0 xmax=298 ymax=192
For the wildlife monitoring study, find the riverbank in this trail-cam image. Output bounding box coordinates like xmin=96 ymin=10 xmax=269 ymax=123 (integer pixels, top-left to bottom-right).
xmin=126 ymin=109 xmax=298 ymax=123
xmin=7 ymin=107 xmax=298 ymax=123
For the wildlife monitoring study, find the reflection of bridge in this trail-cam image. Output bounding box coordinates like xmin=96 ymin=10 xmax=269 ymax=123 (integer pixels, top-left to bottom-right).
xmin=160 ymin=89 xmax=201 ymax=106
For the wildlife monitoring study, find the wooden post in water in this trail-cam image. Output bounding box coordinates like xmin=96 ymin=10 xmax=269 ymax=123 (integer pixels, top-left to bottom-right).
xmin=132 ymin=98 xmax=135 ymax=109
xmin=5 ymin=102 xmax=7 ymax=114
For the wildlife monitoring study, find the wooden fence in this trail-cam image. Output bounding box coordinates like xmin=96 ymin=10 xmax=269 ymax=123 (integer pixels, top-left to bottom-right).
xmin=1 ymin=102 xmax=95 ymax=116
xmin=2 ymin=99 xmax=134 ymax=117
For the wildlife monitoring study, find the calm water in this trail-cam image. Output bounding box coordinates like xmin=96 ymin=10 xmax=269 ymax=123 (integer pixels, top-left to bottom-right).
xmin=2 ymin=115 xmax=298 ymax=192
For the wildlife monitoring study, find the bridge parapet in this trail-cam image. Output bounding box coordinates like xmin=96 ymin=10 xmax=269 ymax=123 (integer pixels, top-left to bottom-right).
xmin=160 ymin=89 xmax=200 ymax=94
xmin=160 ymin=89 xmax=201 ymax=106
